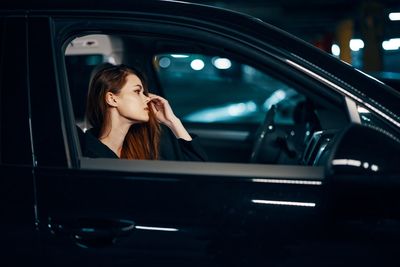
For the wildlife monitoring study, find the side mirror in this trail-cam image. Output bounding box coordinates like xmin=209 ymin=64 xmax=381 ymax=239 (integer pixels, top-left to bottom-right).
xmin=325 ymin=124 xmax=400 ymax=218
xmin=327 ymin=124 xmax=400 ymax=176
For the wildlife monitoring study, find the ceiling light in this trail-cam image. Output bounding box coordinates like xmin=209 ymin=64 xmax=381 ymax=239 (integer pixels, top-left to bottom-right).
xmin=349 ymin=39 xmax=364 ymax=51
xmin=170 ymin=54 xmax=189 ymax=58
xmin=382 ymin=38 xmax=400 ymax=50
xmin=331 ymin=44 xmax=340 ymax=56
xmin=389 ymin=12 xmax=400 ymax=21
xmin=190 ymin=59 xmax=205 ymax=70
xmin=159 ymin=57 xmax=171 ymax=68
xmin=212 ymin=57 xmax=232 ymax=69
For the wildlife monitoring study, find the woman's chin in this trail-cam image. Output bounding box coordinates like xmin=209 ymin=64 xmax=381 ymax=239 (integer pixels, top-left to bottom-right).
xmin=129 ymin=116 xmax=149 ymax=124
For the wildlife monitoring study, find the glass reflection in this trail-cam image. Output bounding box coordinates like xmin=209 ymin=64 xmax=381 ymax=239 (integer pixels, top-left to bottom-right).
xmin=184 ymin=101 xmax=257 ymax=122
xmin=251 ymin=178 xmax=322 ymax=185
xmin=332 ymin=158 xmax=379 ymax=172
xmin=135 ymin=225 xmax=179 ymax=232
xmin=252 ymin=199 xmax=316 ymax=207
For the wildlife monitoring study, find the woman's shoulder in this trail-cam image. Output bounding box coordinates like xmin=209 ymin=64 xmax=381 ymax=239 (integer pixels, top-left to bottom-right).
xmin=80 ymin=127 xmax=118 ymax=158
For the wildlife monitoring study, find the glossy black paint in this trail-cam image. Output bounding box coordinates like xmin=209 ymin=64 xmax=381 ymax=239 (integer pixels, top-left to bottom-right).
xmin=327 ymin=124 xmax=400 ymax=218
xmin=0 ymin=1 xmax=399 ymax=266
xmin=0 ymin=16 xmax=39 ymax=265
xmin=0 ymin=16 xmax=32 ymax=165
xmin=0 ymin=166 xmax=39 ymax=265
xmin=329 ymin=124 xmax=400 ymax=175
xmin=36 ymin=168 xmax=323 ymax=266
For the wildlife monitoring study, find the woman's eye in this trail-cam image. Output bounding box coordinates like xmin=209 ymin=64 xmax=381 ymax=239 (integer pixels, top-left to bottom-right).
xmin=134 ymin=90 xmax=140 ymax=94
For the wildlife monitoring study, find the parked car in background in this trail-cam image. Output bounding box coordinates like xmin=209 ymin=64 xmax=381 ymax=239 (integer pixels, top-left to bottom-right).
xmin=1 ymin=0 xmax=399 ymax=266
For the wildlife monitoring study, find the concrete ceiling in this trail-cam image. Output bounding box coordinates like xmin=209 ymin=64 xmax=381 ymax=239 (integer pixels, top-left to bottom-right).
xmin=186 ymin=0 xmax=400 ymax=41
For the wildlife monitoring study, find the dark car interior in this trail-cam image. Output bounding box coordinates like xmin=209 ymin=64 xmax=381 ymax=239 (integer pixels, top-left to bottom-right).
xmin=65 ymin=33 xmax=349 ymax=166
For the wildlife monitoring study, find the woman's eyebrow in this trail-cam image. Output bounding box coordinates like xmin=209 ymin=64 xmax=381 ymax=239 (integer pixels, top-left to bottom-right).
xmin=133 ymin=84 xmax=143 ymax=89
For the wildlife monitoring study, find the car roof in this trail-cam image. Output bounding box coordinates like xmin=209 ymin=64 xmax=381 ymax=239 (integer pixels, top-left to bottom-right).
xmin=0 ymin=0 xmax=246 ymax=17
xmin=1 ymin=0 xmax=400 ymax=121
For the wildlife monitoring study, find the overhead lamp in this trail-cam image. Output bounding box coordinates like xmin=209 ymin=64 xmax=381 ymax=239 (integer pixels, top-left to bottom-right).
xmin=382 ymin=38 xmax=400 ymax=50
xmin=170 ymin=54 xmax=189 ymax=58
xmin=190 ymin=59 xmax=205 ymax=70
xmin=331 ymin=44 xmax=340 ymax=56
xmin=349 ymin=39 xmax=364 ymax=51
xmin=389 ymin=12 xmax=400 ymax=21
xmin=212 ymin=57 xmax=232 ymax=69
xmin=159 ymin=57 xmax=171 ymax=68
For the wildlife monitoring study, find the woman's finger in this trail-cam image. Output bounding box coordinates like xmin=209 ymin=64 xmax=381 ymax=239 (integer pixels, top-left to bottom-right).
xmin=149 ymin=94 xmax=167 ymax=103
xmin=150 ymin=102 xmax=159 ymax=113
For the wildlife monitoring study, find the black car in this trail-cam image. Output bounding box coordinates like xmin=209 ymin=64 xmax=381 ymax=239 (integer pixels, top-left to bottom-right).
xmin=369 ymin=71 xmax=400 ymax=93
xmin=1 ymin=1 xmax=400 ymax=266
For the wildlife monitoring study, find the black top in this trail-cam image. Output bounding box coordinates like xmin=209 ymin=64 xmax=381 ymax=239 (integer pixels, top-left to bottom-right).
xmin=78 ymin=126 xmax=207 ymax=161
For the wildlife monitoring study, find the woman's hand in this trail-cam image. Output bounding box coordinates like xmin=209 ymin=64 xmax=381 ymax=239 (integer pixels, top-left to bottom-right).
xmin=148 ymin=93 xmax=178 ymax=126
xmin=148 ymin=93 xmax=192 ymax=141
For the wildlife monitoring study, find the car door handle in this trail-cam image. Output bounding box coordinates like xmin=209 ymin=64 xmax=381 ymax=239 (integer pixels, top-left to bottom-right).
xmin=48 ymin=217 xmax=135 ymax=248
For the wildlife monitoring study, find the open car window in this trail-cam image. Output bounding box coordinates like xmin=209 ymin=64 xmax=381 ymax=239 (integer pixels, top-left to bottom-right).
xmin=63 ymin=31 xmax=349 ymax=167
xmin=154 ymin=53 xmax=305 ymax=125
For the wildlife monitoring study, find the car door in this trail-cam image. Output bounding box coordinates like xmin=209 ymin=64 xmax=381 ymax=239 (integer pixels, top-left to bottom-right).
xmin=28 ymin=8 xmax=400 ymax=267
xmin=27 ymin=13 xmax=330 ymax=267
xmin=0 ymin=14 xmax=42 ymax=265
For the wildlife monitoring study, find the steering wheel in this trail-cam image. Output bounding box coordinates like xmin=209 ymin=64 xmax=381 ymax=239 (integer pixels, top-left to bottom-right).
xmin=249 ymin=105 xmax=277 ymax=163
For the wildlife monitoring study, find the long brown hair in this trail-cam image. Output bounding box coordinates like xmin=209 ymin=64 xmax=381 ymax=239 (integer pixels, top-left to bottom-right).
xmin=86 ymin=64 xmax=160 ymax=159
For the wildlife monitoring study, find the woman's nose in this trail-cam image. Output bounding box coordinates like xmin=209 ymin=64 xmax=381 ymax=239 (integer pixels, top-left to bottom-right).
xmin=144 ymin=95 xmax=151 ymax=104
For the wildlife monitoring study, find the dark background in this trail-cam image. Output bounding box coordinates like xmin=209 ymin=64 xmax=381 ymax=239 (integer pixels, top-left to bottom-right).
xmin=186 ymin=0 xmax=400 ymax=82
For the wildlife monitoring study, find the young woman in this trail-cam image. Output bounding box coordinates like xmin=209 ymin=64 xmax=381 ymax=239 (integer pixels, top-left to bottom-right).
xmin=82 ymin=64 xmax=207 ymax=161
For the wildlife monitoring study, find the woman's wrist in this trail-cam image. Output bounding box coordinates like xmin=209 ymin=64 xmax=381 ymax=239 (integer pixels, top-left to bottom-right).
xmin=165 ymin=117 xmax=192 ymax=141
xmin=165 ymin=116 xmax=180 ymax=128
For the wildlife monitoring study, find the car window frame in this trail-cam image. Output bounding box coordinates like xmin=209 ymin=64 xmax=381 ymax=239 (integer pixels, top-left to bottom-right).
xmin=52 ymin=15 xmax=348 ymax=174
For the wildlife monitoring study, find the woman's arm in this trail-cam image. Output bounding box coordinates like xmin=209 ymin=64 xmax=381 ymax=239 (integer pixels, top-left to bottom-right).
xmin=159 ymin=125 xmax=208 ymax=161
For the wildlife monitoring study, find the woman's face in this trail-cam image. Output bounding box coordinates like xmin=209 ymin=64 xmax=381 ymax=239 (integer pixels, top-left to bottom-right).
xmin=113 ymin=74 xmax=150 ymax=123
